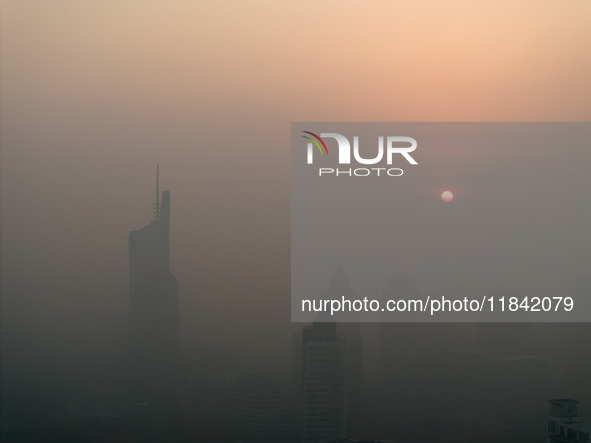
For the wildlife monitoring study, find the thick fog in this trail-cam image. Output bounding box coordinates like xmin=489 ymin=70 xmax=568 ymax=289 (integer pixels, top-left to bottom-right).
xmin=1 ymin=1 xmax=590 ymax=442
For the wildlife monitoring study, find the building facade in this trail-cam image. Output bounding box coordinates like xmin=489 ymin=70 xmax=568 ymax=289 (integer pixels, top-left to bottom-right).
xmin=128 ymin=178 xmax=180 ymax=404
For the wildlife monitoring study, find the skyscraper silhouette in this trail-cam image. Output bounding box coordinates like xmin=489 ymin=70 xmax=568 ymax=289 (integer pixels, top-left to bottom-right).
xmin=128 ymin=168 xmax=180 ymax=404
xmin=300 ymin=321 xmax=347 ymax=443
xmin=293 ymin=265 xmax=363 ymax=442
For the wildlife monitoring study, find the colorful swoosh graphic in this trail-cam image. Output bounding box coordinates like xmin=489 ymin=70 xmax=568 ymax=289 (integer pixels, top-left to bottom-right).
xmin=302 ymin=131 xmax=328 ymax=155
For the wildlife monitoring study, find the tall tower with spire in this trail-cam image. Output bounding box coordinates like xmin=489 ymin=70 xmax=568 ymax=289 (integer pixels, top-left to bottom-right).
xmin=128 ymin=167 xmax=179 ymax=393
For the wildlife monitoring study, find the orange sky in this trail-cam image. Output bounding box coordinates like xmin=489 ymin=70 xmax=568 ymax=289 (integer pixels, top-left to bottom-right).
xmin=2 ymin=0 xmax=590 ymax=123
xmin=1 ymin=0 xmax=590 ymax=360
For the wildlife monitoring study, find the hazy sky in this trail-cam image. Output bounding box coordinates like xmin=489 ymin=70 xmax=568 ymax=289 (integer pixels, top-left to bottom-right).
xmin=1 ymin=0 xmax=590 ymax=361
xmin=291 ymin=123 xmax=590 ymax=324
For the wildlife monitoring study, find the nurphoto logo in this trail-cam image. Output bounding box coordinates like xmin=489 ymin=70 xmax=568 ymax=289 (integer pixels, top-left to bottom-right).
xmin=302 ymin=131 xmax=418 ymax=177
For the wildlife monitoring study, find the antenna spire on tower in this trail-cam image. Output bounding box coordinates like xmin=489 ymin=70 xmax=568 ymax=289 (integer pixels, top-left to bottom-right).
xmin=155 ymin=164 xmax=160 ymax=221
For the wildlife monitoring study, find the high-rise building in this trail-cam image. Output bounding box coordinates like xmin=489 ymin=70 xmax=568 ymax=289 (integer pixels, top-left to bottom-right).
xmin=227 ymin=375 xmax=293 ymax=439
xmin=328 ymin=265 xmax=363 ymax=430
xmin=128 ymin=169 xmax=180 ymax=398
xmin=301 ymin=322 xmax=347 ymax=443
xmin=294 ymin=265 xmax=364 ymax=442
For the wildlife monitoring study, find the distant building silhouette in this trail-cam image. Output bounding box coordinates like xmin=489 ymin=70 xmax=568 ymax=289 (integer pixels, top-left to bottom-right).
xmin=294 ymin=265 xmax=363 ymax=443
xmin=128 ymin=168 xmax=180 ymax=405
xmin=326 ymin=265 xmax=363 ymax=430
xmin=227 ymin=374 xmax=293 ymax=439
xmin=547 ymin=399 xmax=590 ymax=443
xmin=300 ymin=322 xmax=347 ymax=443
